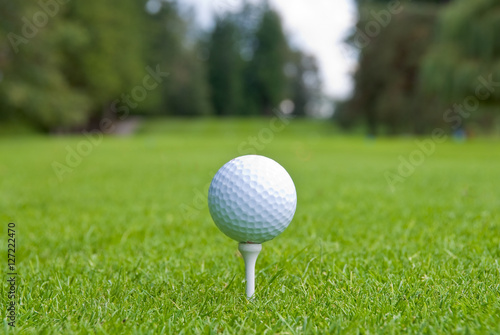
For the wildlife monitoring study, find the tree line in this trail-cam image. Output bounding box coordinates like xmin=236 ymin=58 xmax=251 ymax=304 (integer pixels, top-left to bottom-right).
xmin=339 ymin=0 xmax=500 ymax=135
xmin=0 ymin=0 xmax=322 ymax=132
xmin=2 ymin=0 xmax=499 ymax=135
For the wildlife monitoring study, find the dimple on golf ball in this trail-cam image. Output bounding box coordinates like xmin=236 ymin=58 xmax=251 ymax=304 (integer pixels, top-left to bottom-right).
xmin=208 ymin=155 xmax=297 ymax=243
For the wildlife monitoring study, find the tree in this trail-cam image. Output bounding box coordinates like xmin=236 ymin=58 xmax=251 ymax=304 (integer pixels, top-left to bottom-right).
xmin=355 ymin=0 xmax=450 ymax=4
xmin=247 ymin=6 xmax=290 ymax=115
xmin=62 ymin=0 xmax=147 ymax=124
xmin=0 ymin=0 xmax=91 ymax=131
xmin=206 ymin=3 xmax=315 ymax=117
xmin=206 ymin=16 xmax=245 ymax=116
xmin=287 ymin=51 xmax=322 ymax=117
xmin=0 ymin=0 xmax=322 ymax=131
xmin=164 ymin=44 xmax=213 ymax=116
xmin=144 ymin=1 xmax=212 ymax=116
xmin=341 ymin=3 xmax=442 ymax=134
xmin=420 ymin=0 xmax=500 ymax=130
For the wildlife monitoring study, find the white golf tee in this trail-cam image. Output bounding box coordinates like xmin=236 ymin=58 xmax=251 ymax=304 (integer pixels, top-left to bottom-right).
xmin=238 ymin=243 xmax=262 ymax=299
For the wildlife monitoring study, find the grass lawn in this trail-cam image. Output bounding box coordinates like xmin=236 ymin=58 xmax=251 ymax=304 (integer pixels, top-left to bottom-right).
xmin=0 ymin=118 xmax=499 ymax=334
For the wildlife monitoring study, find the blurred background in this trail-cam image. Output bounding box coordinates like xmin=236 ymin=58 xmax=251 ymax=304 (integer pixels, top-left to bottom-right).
xmin=0 ymin=0 xmax=499 ymax=135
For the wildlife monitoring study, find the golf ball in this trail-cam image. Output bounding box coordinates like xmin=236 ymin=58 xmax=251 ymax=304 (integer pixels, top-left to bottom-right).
xmin=208 ymin=155 xmax=297 ymax=243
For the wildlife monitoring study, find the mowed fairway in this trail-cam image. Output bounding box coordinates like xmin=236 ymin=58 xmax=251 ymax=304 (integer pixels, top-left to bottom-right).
xmin=0 ymin=119 xmax=499 ymax=334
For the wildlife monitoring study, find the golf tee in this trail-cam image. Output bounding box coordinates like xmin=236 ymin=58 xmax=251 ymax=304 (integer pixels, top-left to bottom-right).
xmin=238 ymin=243 xmax=262 ymax=299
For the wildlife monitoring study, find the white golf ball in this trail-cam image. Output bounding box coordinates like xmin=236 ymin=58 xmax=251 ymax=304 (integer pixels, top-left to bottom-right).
xmin=208 ymin=155 xmax=297 ymax=243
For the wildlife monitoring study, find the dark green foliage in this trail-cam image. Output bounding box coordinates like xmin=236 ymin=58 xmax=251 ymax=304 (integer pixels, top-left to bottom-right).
xmin=342 ymin=4 xmax=440 ymax=135
xmin=164 ymin=45 xmax=213 ymax=117
xmin=356 ymin=0 xmax=451 ymax=4
xmin=0 ymin=0 xmax=152 ymax=130
xmin=207 ymin=17 xmax=245 ymax=116
xmin=341 ymin=0 xmax=500 ymax=134
xmin=64 ymin=0 xmax=144 ymax=102
xmin=287 ymin=51 xmax=322 ymax=117
xmin=0 ymin=0 xmax=321 ymax=131
xmin=0 ymin=0 xmax=91 ymax=131
xmin=0 ymin=0 xmax=212 ymax=130
xmin=205 ymin=5 xmax=321 ymax=117
xmin=63 ymin=0 xmax=147 ymax=121
xmin=248 ymin=8 xmax=290 ymax=114
xmin=145 ymin=2 xmax=213 ymax=117
xmin=420 ymin=0 xmax=500 ymax=128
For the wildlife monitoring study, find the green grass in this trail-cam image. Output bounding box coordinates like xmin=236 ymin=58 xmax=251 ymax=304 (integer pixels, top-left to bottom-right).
xmin=0 ymin=118 xmax=499 ymax=334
